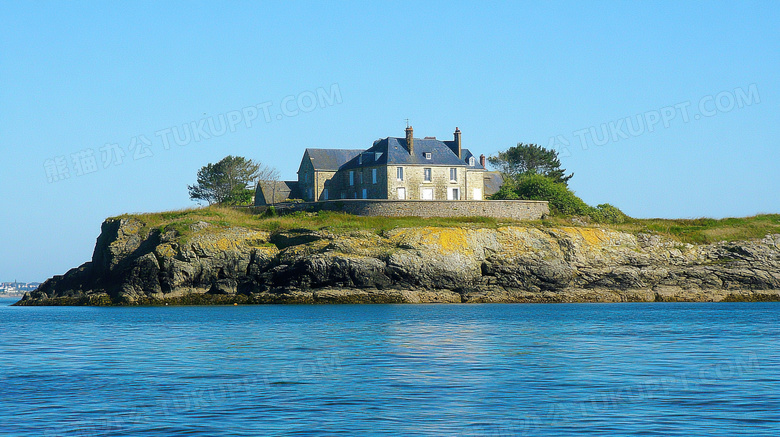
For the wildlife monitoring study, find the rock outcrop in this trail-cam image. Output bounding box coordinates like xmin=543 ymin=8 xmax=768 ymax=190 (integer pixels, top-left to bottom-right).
xmin=16 ymin=218 xmax=780 ymax=305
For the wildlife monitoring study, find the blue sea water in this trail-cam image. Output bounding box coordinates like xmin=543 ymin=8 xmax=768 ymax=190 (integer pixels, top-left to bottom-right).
xmin=0 ymin=297 xmax=778 ymax=436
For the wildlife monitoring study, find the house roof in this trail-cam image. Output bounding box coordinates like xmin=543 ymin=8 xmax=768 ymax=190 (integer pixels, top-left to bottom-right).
xmin=254 ymin=180 xmax=301 ymax=205
xmin=483 ymin=171 xmax=504 ymax=196
xmin=340 ymin=137 xmax=486 ymax=170
xmin=301 ymin=148 xmax=363 ymax=172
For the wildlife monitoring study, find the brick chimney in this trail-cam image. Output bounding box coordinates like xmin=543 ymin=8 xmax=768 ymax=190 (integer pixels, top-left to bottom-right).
xmin=453 ymin=127 xmax=462 ymax=159
xmin=405 ymin=126 xmax=414 ymax=155
xmin=479 ymin=154 xmax=486 ymax=168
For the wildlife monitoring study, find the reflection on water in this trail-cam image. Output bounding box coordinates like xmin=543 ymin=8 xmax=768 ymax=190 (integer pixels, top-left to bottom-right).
xmin=1 ymin=299 xmax=778 ymax=436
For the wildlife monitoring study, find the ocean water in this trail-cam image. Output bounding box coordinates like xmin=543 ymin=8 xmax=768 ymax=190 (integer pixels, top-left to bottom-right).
xmin=1 ymin=297 xmax=778 ymax=436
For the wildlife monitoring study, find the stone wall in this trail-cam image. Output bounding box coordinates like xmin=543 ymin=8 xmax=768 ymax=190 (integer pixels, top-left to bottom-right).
xmin=277 ymin=199 xmax=549 ymax=221
xmin=385 ymin=166 xmax=467 ymax=201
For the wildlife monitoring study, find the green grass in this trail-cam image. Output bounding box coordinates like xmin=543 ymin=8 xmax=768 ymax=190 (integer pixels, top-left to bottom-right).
xmin=110 ymin=206 xmax=507 ymax=242
xmin=110 ymin=206 xmax=780 ymax=246
xmin=606 ymin=215 xmax=780 ymax=244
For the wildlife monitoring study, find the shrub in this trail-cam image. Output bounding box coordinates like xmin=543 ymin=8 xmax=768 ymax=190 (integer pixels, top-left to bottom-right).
xmin=262 ymin=206 xmax=277 ymax=218
xmin=589 ymin=203 xmax=630 ymax=224
xmin=513 ymin=174 xmax=591 ymax=216
xmin=492 ymin=173 xmax=630 ymax=224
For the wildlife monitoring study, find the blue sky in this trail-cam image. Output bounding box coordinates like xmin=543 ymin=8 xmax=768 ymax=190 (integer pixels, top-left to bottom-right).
xmin=1 ymin=1 xmax=778 ymax=281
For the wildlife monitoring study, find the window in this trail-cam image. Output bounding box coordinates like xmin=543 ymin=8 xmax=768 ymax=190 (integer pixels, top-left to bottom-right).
xmin=472 ymin=188 xmax=482 ymax=200
xmin=469 ymin=157 xmax=475 ymax=166
xmin=362 ymin=188 xmax=367 ymax=199
xmin=304 ymin=172 xmax=309 ymax=183
xmin=340 ymin=192 xmax=346 ymax=199
xmin=359 ymin=172 xmax=363 ymax=184
xmin=396 ymin=167 xmax=404 ymax=181
xmin=358 ymin=154 xmax=363 ymax=165
xmin=423 ymin=168 xmax=432 ymax=182
xmin=349 ymin=171 xmax=354 ymax=186
xmin=448 ymin=187 xmax=460 ymax=200
xmin=421 ymin=187 xmax=434 ymax=200
xmin=323 ymin=188 xmax=328 ymax=200
xmin=450 ymin=168 xmax=457 ymax=182
xmin=397 ymin=187 xmax=406 ymax=200
xmin=372 ymin=168 xmax=377 ymax=184
xmin=424 ymin=152 xmax=432 ymax=159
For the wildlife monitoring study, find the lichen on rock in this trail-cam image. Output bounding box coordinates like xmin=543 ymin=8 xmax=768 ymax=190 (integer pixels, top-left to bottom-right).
xmin=15 ymin=216 xmax=780 ymax=306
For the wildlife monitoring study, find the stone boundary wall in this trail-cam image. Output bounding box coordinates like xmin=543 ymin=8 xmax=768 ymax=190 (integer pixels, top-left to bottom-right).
xmin=254 ymin=200 xmax=549 ymax=221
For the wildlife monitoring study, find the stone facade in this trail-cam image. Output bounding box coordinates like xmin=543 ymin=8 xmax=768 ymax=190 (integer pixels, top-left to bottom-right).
xmin=300 ymin=127 xmax=489 ymax=202
xmin=277 ymin=199 xmax=550 ymax=221
xmin=256 ymin=127 xmax=507 ymax=209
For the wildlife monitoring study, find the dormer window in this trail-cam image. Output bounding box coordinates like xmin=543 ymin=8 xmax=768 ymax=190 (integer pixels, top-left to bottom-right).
xmin=469 ymin=157 xmax=475 ymax=166
xmin=424 ymin=152 xmax=432 ymax=159
xmin=358 ymin=154 xmax=363 ymax=165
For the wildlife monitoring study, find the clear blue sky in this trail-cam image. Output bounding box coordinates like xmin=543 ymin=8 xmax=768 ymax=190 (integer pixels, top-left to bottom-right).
xmin=1 ymin=1 xmax=778 ymax=282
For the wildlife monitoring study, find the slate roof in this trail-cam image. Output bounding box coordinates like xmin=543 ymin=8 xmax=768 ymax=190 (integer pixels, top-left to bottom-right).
xmin=340 ymin=137 xmax=486 ymax=170
xmin=254 ymin=180 xmax=301 ymax=205
xmin=302 ymin=149 xmax=363 ymax=171
xmin=483 ymin=171 xmax=505 ymax=196
xmin=461 ymin=148 xmax=484 ymax=170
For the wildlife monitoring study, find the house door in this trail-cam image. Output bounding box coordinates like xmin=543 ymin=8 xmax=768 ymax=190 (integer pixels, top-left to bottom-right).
xmin=447 ymin=187 xmax=460 ymax=200
xmin=397 ymin=187 xmax=406 ymax=200
xmin=421 ymin=188 xmax=434 ymax=200
xmin=472 ymin=188 xmax=482 ymax=200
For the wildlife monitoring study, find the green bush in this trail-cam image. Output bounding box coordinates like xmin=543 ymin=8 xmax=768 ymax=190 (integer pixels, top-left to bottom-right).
xmin=590 ymin=203 xmax=630 ymax=224
xmin=262 ymin=206 xmax=277 ymax=218
xmin=513 ymin=174 xmax=591 ymax=216
xmin=493 ymin=173 xmax=630 ymax=224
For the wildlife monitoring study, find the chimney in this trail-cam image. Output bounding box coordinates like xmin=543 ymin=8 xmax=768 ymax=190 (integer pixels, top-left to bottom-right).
xmin=453 ymin=127 xmax=462 ymax=159
xmin=479 ymin=154 xmax=486 ymax=168
xmin=405 ymin=125 xmax=414 ymax=155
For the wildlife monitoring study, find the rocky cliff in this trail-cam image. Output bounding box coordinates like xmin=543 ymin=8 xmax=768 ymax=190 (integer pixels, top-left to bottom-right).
xmin=16 ymin=217 xmax=780 ymax=305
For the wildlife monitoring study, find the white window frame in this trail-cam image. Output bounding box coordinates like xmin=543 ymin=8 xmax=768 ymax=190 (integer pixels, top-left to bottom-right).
xmin=469 ymin=157 xmax=475 ymax=166
xmin=372 ymin=168 xmax=377 ymax=184
xmin=421 ymin=187 xmax=434 ymax=200
xmin=397 ymin=187 xmax=406 ymax=200
xmin=423 ymin=168 xmax=432 ymax=182
xmin=396 ymin=167 xmax=404 ymax=181
xmin=448 ymin=187 xmax=460 ymax=200
xmin=450 ymin=168 xmax=457 ymax=182
xmin=424 ymin=152 xmax=432 ymax=159
xmin=349 ymin=171 xmax=354 ymax=186
xmin=472 ymin=188 xmax=482 ymax=200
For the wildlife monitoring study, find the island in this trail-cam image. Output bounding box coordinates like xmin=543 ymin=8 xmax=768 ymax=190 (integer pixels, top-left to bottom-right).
xmin=15 ymin=207 xmax=780 ymax=305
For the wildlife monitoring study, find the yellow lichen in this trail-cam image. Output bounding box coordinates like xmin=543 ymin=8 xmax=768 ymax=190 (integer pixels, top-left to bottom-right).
xmin=560 ymin=227 xmax=608 ymax=246
xmin=155 ymin=243 xmax=177 ymax=258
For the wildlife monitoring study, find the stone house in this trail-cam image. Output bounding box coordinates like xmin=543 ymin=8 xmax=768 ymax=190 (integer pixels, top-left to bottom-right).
xmin=256 ymin=127 xmax=500 ymax=205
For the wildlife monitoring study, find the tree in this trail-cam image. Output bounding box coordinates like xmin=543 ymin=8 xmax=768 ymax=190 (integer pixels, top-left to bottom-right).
xmin=188 ymin=155 xmax=263 ymax=205
xmin=488 ymin=143 xmax=573 ymax=185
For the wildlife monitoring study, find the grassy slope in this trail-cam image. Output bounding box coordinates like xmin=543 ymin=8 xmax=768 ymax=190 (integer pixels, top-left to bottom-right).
xmin=110 ymin=206 xmax=780 ymax=246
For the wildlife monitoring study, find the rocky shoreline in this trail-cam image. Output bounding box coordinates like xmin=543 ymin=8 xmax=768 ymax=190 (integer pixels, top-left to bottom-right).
xmin=15 ymin=217 xmax=780 ymax=306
